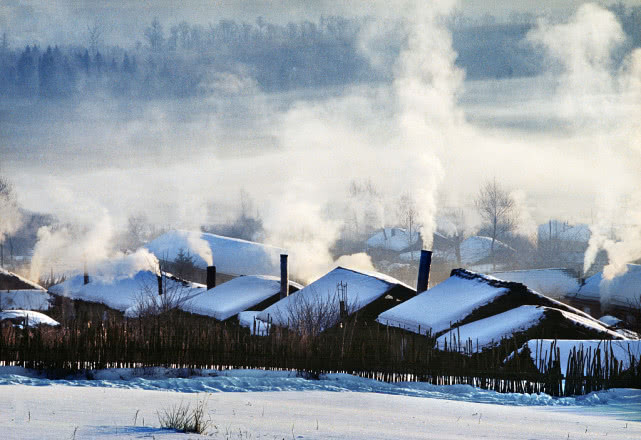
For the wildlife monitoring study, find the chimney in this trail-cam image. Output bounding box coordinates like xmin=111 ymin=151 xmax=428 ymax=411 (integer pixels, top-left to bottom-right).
xmin=280 ymin=254 xmax=289 ymax=299
xmin=206 ymin=265 xmax=216 ymax=290
xmin=83 ymin=261 xmax=89 ymax=285
xmin=416 ymin=249 xmax=432 ymax=294
xmin=157 ymin=274 xmax=163 ymax=296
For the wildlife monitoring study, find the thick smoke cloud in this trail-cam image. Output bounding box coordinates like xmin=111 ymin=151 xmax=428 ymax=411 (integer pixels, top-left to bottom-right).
xmin=3 ymin=2 xmax=640 ymax=284
xmin=527 ymin=4 xmax=641 ymax=279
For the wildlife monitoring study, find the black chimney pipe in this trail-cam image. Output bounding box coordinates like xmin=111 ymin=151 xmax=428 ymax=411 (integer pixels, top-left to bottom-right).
xmin=157 ymin=274 xmax=163 ymax=296
xmin=280 ymin=254 xmax=289 ymax=299
xmin=416 ymin=250 xmax=432 ymax=294
xmin=206 ymin=265 xmax=216 ymax=290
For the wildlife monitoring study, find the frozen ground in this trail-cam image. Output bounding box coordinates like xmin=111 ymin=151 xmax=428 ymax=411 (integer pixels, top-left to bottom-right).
xmin=0 ymin=368 xmax=640 ymax=439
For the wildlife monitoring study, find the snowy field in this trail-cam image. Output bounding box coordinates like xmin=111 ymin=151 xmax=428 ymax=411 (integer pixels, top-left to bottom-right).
xmin=0 ymin=368 xmax=640 ymax=439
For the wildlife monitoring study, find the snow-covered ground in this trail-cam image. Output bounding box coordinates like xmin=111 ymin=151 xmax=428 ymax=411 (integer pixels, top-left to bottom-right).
xmin=0 ymin=368 xmax=639 ymax=439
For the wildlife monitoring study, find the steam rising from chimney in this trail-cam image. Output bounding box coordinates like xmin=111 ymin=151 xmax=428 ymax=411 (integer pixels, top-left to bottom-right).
xmin=528 ymin=4 xmax=641 ymax=281
xmin=186 ymin=232 xmax=213 ymax=266
xmin=0 ymin=183 xmax=22 ymax=255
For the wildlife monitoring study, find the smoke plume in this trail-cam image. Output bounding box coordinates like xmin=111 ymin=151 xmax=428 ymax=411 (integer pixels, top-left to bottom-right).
xmin=527 ymin=3 xmax=641 ymax=280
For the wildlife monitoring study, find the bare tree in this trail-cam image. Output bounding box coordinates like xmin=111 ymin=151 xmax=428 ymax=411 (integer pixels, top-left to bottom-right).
xmin=441 ymin=208 xmax=466 ymax=265
xmin=145 ymin=18 xmax=165 ymax=52
xmin=123 ymin=214 xmax=156 ymax=251
xmin=87 ymin=22 xmax=103 ymax=55
xmin=474 ymin=179 xmax=517 ymax=269
xmin=347 ymin=179 xmax=382 ymax=240
xmin=276 ymin=283 xmax=356 ymax=338
xmin=396 ymin=193 xmax=421 ymax=249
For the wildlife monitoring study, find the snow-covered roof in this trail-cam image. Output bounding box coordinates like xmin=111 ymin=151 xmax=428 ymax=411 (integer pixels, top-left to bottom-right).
xmin=461 ymin=236 xmax=515 ymax=264
xmin=257 ymin=267 xmax=413 ymax=327
xmin=571 ymin=264 xmax=641 ymax=307
xmin=144 ymin=230 xmax=285 ymax=276
xmin=376 ymin=269 xmax=600 ymax=336
xmin=399 ymin=251 xmax=421 ymax=262
xmin=366 ymin=228 xmax=419 ymax=252
xmin=436 ymin=305 xmax=623 ymax=353
xmin=519 ymin=340 xmax=641 ymax=375
xmin=489 ymin=269 xmax=580 ymax=298
xmin=49 ymin=270 xmax=206 ymax=315
xmin=537 ymin=220 xmax=591 ymax=243
xmin=0 ymin=267 xmax=45 ymax=291
xmin=599 ymin=315 xmax=623 ymax=327
xmin=0 ymin=310 xmax=59 ymax=327
xmin=186 ymin=275 xmax=302 ymax=321
xmin=435 ymin=236 xmax=515 ymax=265
xmin=0 ymin=289 xmax=52 ymax=311
xmin=436 ymin=305 xmax=547 ymax=352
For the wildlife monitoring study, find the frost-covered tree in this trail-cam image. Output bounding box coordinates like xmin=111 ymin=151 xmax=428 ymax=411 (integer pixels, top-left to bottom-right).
xmin=0 ymin=176 xmax=22 ymax=267
xmin=145 ymin=18 xmax=165 ymax=52
xmin=474 ymin=179 xmax=517 ymax=269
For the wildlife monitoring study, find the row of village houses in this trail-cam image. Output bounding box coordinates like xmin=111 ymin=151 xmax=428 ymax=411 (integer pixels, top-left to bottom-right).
xmin=1 ymin=229 xmax=639 ymax=342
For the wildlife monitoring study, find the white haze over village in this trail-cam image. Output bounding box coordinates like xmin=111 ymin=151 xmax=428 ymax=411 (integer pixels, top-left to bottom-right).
xmin=1 ymin=1 xmax=640 ymax=286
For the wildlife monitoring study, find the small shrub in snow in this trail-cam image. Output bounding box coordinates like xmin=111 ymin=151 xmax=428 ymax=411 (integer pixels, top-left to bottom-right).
xmin=157 ymin=395 xmax=211 ymax=434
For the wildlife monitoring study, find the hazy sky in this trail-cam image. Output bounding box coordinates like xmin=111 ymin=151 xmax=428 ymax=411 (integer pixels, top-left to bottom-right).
xmin=1 ymin=1 xmax=640 ymax=280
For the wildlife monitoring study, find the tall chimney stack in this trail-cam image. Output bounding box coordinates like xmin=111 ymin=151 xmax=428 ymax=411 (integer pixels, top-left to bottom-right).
xmin=416 ymin=250 xmax=432 ymax=294
xmin=206 ymin=265 xmax=216 ymax=290
xmin=157 ymin=274 xmax=163 ymax=296
xmin=280 ymin=254 xmax=289 ymax=299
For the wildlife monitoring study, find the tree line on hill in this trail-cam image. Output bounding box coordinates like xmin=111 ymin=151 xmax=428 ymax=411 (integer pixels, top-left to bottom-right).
xmin=1 ymin=5 xmax=638 ymax=99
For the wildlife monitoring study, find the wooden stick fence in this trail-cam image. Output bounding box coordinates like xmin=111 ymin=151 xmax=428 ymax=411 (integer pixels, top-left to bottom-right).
xmin=0 ymin=313 xmax=638 ymax=396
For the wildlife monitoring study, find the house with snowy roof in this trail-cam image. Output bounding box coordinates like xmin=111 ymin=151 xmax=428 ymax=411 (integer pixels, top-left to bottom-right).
xmin=565 ymin=264 xmax=641 ymax=324
xmin=537 ymin=220 xmax=597 ymax=274
xmin=376 ymin=269 xmax=615 ymax=340
xmin=48 ymin=254 xmax=206 ymax=319
xmin=435 ymin=305 xmax=624 ymax=354
xmin=365 ymin=227 xmax=422 ymax=262
xmin=429 ymin=236 xmax=515 ymax=273
xmin=488 ymin=268 xmax=580 ymax=299
xmin=185 ymin=275 xmax=302 ymax=322
xmin=144 ymin=230 xmax=286 ymax=285
xmin=256 ymin=266 xmax=416 ymax=333
xmin=0 ymin=267 xmax=52 ymax=311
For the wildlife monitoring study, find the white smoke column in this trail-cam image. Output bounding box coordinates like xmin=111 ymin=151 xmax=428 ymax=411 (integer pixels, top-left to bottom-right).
xmin=0 ymin=193 xmax=22 ymax=251
xmin=258 ymin=0 xmax=464 ymax=281
xmin=91 ymin=248 xmax=160 ymax=281
xmin=527 ymin=3 xmax=625 ymax=128
xmin=529 ymin=4 xmax=641 ymax=280
xmin=393 ymin=0 xmax=464 ymax=248
xmin=263 ymin=197 xmax=342 ymax=284
xmin=511 ymin=189 xmax=538 ymax=241
xmin=333 ymin=253 xmax=376 ymax=272
xmin=30 ymin=215 xmax=115 ymax=280
xmin=186 ymin=232 xmax=213 ymax=266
